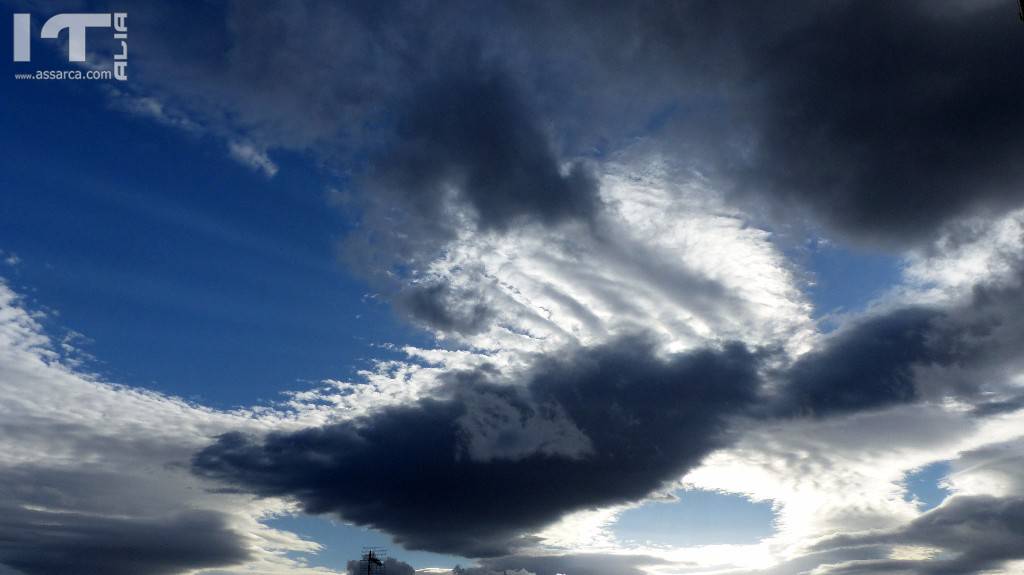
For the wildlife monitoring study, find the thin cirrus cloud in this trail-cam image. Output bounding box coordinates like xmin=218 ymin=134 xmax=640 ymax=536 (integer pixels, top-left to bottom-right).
xmin=228 ymin=140 xmax=279 ymax=178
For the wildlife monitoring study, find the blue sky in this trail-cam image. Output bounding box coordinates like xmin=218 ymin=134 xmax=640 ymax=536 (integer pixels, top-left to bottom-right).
xmin=613 ymin=491 xmax=775 ymax=548
xmin=2 ymin=75 xmax=430 ymax=408
xmin=3 ymin=3 xmax=1023 ymax=575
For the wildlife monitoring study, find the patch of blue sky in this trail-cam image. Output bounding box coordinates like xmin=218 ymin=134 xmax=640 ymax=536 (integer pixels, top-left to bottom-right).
xmin=266 ymin=515 xmax=470 ymax=571
xmin=0 ymin=74 xmax=431 ymax=408
xmin=613 ymin=489 xmax=776 ymax=547
xmin=799 ymin=238 xmax=905 ymax=327
xmin=903 ymin=461 xmax=951 ymax=512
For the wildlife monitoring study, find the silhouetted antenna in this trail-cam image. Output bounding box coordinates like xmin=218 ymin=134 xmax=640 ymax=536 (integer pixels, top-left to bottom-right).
xmin=358 ymin=547 xmax=387 ymax=575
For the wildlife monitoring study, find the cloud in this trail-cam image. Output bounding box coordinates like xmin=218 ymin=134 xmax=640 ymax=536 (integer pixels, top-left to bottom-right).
xmin=364 ymin=59 xmax=600 ymax=235
xmin=726 ymin=1 xmax=1024 ymax=246
xmin=776 ymin=308 xmax=946 ymax=417
xmin=971 ymin=393 xmax=1024 ymax=418
xmin=774 ymin=241 xmax=1024 ymax=418
xmin=395 ymin=281 xmax=495 ymax=336
xmin=816 ymin=495 xmax=1024 ymax=575
xmin=499 ymin=1 xmax=1024 ymax=246
xmin=0 ymin=500 xmax=247 ymax=575
xmin=122 ymin=1 xmax=1024 ymax=247
xmin=681 ymin=398 xmax=1024 ymax=575
xmin=106 ymin=88 xmax=202 ymax=132
xmin=804 ymin=435 xmax=1024 ymax=574
xmin=680 ymin=227 xmax=1024 ymax=572
xmin=0 ymin=280 xmax=344 ymax=574
xmin=125 ymin=2 xmax=599 ymax=240
xmin=0 ymin=250 xmax=19 ymax=267
xmin=228 ymin=140 xmax=279 ymax=177
xmin=193 ymin=337 xmax=761 ymax=557
xmin=363 ymin=162 xmax=814 ymax=357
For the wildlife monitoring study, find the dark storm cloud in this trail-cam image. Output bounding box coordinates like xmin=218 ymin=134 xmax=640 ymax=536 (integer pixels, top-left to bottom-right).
xmin=817 ymin=495 xmax=1024 ymax=575
xmin=730 ymin=1 xmax=1024 ymax=245
xmin=368 ymin=59 xmax=600 ymax=233
xmin=0 ymin=466 xmax=250 ymax=575
xmin=776 ymin=308 xmax=947 ymax=417
xmin=512 ymin=0 xmax=1024 ymax=245
xmin=345 ymin=58 xmax=602 ymax=283
xmin=0 ymin=506 xmax=247 ymax=575
xmin=123 ymin=1 xmax=1024 ymax=247
xmin=776 ymin=264 xmax=1024 ymax=417
xmin=194 ymin=338 xmax=760 ymax=557
xmin=352 ymin=0 xmax=1024 ymax=246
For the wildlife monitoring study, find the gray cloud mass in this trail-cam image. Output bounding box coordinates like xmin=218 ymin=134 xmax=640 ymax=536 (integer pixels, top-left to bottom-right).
xmin=0 ymin=467 xmax=248 ymax=575
xmin=818 ymin=495 xmax=1024 ymax=575
xmin=194 ymin=338 xmax=761 ymax=557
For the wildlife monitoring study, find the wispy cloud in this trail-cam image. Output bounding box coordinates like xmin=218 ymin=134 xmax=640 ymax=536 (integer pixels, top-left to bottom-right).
xmin=228 ymin=141 xmax=279 ymax=178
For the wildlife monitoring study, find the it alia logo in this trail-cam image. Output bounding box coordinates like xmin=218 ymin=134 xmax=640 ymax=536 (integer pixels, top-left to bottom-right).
xmin=13 ymin=12 xmax=128 ymax=80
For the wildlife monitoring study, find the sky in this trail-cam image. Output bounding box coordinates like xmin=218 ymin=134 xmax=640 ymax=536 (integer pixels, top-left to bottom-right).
xmin=1 ymin=1 xmax=1024 ymax=575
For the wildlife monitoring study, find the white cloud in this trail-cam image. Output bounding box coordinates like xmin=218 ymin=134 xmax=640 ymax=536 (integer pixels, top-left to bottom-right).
xmin=403 ymin=158 xmax=814 ymax=360
xmin=872 ymin=208 xmax=1024 ymax=310
xmin=107 ymin=88 xmax=203 ymax=133
xmin=228 ymin=141 xmax=279 ymax=178
xmin=0 ymin=279 xmax=339 ymax=574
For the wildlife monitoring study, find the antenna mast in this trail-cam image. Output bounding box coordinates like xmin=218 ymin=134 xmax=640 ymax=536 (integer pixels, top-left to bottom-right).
xmin=358 ymin=547 xmax=388 ymax=575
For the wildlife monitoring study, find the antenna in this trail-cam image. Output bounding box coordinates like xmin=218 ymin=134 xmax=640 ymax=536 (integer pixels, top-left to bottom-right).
xmin=358 ymin=547 xmax=388 ymax=575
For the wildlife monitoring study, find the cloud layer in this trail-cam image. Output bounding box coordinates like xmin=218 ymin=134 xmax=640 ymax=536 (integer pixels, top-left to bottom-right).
xmin=122 ymin=0 xmax=1024 ymax=247
xmin=6 ymin=1 xmax=1024 ymax=573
